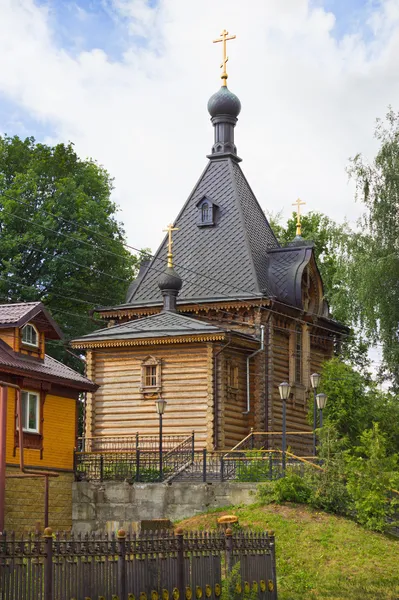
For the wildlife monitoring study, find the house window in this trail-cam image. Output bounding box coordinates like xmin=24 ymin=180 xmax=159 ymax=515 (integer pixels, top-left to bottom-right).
xmin=145 ymin=365 xmax=157 ymax=387
xmin=295 ymin=325 xmax=302 ymax=384
xmin=227 ymin=360 xmax=239 ymax=390
xmin=140 ymin=356 xmax=162 ymax=395
xmin=21 ymin=324 xmax=39 ymax=347
xmin=20 ymin=391 xmax=40 ymax=433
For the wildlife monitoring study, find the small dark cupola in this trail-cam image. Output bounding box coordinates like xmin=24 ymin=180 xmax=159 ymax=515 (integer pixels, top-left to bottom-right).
xmin=208 ymin=29 xmax=241 ymax=160
xmin=158 ymin=224 xmax=183 ymax=312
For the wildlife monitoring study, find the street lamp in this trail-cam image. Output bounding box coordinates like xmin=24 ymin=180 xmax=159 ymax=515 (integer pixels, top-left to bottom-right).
xmin=155 ymin=398 xmax=167 ymax=481
xmin=278 ymin=382 xmax=291 ymax=475
xmin=310 ymin=373 xmax=321 ymax=456
xmin=316 ymin=393 xmax=328 ymax=429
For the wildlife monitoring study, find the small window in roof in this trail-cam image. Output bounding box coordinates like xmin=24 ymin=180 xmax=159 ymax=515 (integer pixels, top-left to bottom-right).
xmin=21 ymin=323 xmax=39 ymax=347
xmin=197 ymin=197 xmax=216 ymax=227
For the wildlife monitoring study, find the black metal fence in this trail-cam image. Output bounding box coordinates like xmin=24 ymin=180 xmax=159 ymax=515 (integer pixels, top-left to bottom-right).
xmin=76 ymin=447 xmax=321 ymax=483
xmin=0 ymin=528 xmax=277 ymax=600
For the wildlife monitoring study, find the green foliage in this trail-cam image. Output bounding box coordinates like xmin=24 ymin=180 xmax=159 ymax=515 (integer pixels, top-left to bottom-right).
xmin=273 ymin=472 xmax=313 ymax=504
xmin=256 ymin=481 xmax=277 ymax=504
xmin=320 ymin=357 xmax=399 ymax=454
xmin=307 ymin=426 xmax=350 ymax=515
xmin=235 ymin=451 xmax=278 ymax=482
xmin=345 ymin=424 xmax=399 ymax=532
xmin=0 ymin=135 xmax=140 ymax=369
xmin=348 ymin=109 xmax=399 ymax=387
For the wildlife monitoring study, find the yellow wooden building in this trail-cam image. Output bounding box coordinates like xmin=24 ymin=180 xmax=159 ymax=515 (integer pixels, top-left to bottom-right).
xmin=0 ymin=302 xmax=96 ymax=532
xmin=72 ymin=60 xmax=347 ymax=456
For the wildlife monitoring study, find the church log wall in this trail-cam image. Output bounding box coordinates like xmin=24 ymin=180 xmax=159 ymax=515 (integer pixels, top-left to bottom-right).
xmin=88 ymin=344 xmax=210 ymax=448
xmin=218 ymin=347 xmax=252 ymax=449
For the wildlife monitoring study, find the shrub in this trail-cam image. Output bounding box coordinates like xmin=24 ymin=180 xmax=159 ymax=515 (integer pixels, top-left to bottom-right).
xmin=273 ymin=472 xmax=313 ymax=504
xmin=345 ymin=424 xmax=399 ymax=532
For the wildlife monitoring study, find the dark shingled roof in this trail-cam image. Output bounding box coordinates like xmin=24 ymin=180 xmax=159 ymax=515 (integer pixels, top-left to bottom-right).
xmin=0 ymin=340 xmax=96 ymax=391
xmin=73 ymin=311 xmax=228 ymax=343
xmin=123 ymin=157 xmax=280 ymax=307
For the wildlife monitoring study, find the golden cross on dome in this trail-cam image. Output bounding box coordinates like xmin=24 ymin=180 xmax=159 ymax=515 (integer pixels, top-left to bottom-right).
xmin=213 ymin=29 xmax=236 ymax=86
xmin=163 ymin=223 xmax=179 ymax=268
xmin=292 ymin=198 xmax=306 ymax=236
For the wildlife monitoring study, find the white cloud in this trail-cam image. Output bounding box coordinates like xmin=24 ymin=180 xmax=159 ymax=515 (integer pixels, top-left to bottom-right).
xmin=0 ymin=0 xmax=399 ymax=254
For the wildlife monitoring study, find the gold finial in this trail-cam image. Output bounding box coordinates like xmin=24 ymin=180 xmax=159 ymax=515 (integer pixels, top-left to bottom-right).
xmin=213 ymin=29 xmax=236 ymax=86
xmin=292 ymin=198 xmax=306 ymax=236
xmin=163 ymin=223 xmax=179 ymax=268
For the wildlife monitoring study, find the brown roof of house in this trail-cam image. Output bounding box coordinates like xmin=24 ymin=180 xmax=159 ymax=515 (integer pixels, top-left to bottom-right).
xmin=0 ymin=340 xmax=96 ymax=391
xmin=0 ymin=302 xmax=63 ymax=339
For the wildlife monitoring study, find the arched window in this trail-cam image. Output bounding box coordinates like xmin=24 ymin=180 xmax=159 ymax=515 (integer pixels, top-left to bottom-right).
xmin=21 ymin=324 xmax=39 ymax=347
xmin=197 ymin=197 xmax=216 ymax=226
xmin=202 ymin=203 xmax=210 ymax=222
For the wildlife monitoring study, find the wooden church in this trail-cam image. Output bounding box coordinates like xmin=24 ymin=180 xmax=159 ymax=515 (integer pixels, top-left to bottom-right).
xmin=72 ymin=33 xmax=346 ymax=452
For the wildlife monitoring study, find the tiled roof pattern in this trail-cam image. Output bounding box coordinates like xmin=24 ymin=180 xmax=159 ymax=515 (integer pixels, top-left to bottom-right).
xmin=127 ymin=158 xmax=280 ymax=306
xmin=0 ymin=341 xmax=96 ymax=390
xmin=268 ymin=248 xmax=309 ymax=306
xmin=74 ymin=311 xmax=224 ymax=342
xmin=0 ymin=302 xmax=41 ymax=325
xmin=231 ymin=161 xmax=279 ymax=294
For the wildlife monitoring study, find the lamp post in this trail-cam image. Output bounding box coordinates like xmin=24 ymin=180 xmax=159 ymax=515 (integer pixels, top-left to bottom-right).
xmin=278 ymin=382 xmax=291 ymax=476
xmin=310 ymin=373 xmax=321 ymax=456
xmin=316 ymin=392 xmax=328 ymax=429
xmin=155 ymin=398 xmax=167 ymax=481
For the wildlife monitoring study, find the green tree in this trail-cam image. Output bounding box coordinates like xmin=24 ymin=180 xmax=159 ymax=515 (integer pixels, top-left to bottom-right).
xmin=349 ymin=109 xmax=399 ymax=387
xmin=346 ymin=424 xmax=399 ymax=532
xmin=0 ymin=135 xmax=139 ymax=368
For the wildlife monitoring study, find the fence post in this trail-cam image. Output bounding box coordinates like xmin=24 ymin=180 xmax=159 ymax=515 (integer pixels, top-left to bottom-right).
xmin=175 ymin=527 xmax=185 ymax=599
xmin=250 ymin=427 xmax=254 ymax=450
xmin=191 ymin=430 xmax=195 ymax=463
xmin=136 ymin=449 xmax=140 ymax=482
xmin=136 ymin=432 xmax=139 ymax=450
xmin=43 ymin=527 xmax=53 ymax=600
xmin=202 ymin=448 xmax=207 ymax=483
xmin=269 ymin=530 xmax=277 ymax=599
xmin=100 ymin=455 xmax=104 ymax=482
xmin=220 ymin=456 xmax=224 ymax=482
xmin=117 ymin=529 xmax=127 ymax=600
xmin=225 ymin=528 xmax=233 ymax=574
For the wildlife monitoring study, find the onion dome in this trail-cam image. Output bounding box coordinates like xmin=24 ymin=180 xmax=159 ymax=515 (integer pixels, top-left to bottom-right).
xmin=158 ymin=266 xmax=182 ymax=312
xmin=158 ymin=267 xmax=183 ymax=293
xmin=207 ymin=86 xmax=241 ymax=118
xmin=207 ymin=86 xmax=242 ymax=159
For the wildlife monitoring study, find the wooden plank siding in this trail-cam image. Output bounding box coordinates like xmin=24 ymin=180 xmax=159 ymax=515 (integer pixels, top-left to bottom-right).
xmin=218 ymin=348 xmax=252 ymax=449
xmin=89 ymin=344 xmax=210 ymax=447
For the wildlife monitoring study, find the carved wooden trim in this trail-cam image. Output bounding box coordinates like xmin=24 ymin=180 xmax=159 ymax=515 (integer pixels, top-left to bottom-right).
xmin=139 ymin=355 xmax=162 ymax=397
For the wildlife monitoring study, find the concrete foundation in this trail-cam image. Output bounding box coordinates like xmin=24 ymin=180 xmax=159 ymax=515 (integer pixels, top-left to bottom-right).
xmin=72 ymin=481 xmax=258 ymax=534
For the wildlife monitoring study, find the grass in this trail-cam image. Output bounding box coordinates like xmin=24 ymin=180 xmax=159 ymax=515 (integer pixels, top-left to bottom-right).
xmin=178 ymin=502 xmax=399 ymax=600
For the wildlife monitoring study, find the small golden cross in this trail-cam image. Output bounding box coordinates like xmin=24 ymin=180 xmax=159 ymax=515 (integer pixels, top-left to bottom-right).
xmin=292 ymin=198 xmax=306 ymax=236
xmin=213 ymin=29 xmax=236 ymax=86
xmin=163 ymin=223 xmax=179 ymax=268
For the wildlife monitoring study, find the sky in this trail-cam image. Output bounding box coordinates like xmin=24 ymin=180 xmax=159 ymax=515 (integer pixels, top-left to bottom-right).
xmin=0 ymin=0 xmax=399 ymax=254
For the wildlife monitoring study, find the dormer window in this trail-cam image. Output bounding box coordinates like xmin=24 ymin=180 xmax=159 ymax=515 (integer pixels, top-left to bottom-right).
xmin=21 ymin=323 xmax=39 ymax=347
xmin=197 ymin=196 xmax=216 ymax=227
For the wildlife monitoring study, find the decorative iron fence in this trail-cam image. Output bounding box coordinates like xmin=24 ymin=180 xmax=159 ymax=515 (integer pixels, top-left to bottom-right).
xmin=0 ymin=528 xmax=277 ymax=600
xmin=75 ymin=447 xmax=322 ymax=483
xmin=77 ymin=433 xmax=190 ymax=453
xmin=75 ymin=434 xmax=194 ymax=483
